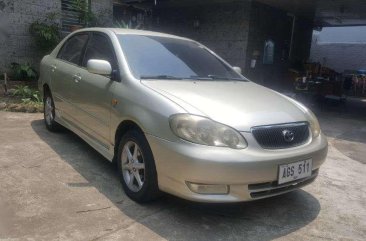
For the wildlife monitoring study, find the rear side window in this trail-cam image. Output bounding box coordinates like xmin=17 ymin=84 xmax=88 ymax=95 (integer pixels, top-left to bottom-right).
xmin=58 ymin=34 xmax=89 ymax=65
xmin=82 ymin=33 xmax=117 ymax=69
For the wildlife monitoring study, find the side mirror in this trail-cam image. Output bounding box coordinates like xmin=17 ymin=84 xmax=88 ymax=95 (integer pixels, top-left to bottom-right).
xmin=233 ymin=66 xmax=242 ymax=74
xmin=87 ymin=59 xmax=112 ymax=76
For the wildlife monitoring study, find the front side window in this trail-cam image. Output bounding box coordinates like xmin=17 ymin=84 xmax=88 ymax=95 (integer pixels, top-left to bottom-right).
xmin=117 ymin=35 xmax=245 ymax=81
xmin=57 ymin=34 xmax=88 ymax=65
xmin=82 ymin=33 xmax=117 ymax=69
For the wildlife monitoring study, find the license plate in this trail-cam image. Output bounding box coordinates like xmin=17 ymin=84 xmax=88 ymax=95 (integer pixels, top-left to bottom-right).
xmin=278 ymin=159 xmax=312 ymax=185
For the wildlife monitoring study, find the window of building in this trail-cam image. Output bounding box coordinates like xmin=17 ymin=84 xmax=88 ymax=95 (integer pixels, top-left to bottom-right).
xmin=263 ymin=40 xmax=275 ymax=65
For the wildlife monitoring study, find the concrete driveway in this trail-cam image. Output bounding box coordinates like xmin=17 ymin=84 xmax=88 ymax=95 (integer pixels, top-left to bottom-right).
xmin=0 ymin=111 xmax=365 ymax=241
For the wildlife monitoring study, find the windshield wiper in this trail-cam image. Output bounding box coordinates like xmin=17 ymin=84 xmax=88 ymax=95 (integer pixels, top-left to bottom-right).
xmin=207 ymin=75 xmax=246 ymax=81
xmin=189 ymin=75 xmax=247 ymax=81
xmin=140 ymin=75 xmax=183 ymax=80
xmin=189 ymin=75 xmax=214 ymax=80
xmin=140 ymin=75 xmax=247 ymax=81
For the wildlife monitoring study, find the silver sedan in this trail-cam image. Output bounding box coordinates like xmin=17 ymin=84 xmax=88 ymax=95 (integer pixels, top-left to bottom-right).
xmin=38 ymin=28 xmax=328 ymax=203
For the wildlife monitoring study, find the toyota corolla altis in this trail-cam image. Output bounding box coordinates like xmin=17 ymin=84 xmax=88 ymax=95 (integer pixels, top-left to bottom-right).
xmin=38 ymin=28 xmax=328 ymax=203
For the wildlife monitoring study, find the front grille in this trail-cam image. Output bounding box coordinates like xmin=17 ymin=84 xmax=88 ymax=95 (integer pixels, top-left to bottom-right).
xmin=248 ymin=169 xmax=319 ymax=199
xmin=251 ymin=122 xmax=310 ymax=149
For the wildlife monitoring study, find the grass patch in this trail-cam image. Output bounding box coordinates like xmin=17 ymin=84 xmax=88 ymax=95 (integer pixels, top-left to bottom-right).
xmin=0 ymin=83 xmax=43 ymax=113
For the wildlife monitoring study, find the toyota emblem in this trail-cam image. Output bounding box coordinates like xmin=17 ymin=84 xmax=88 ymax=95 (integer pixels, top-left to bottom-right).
xmin=282 ymin=129 xmax=295 ymax=142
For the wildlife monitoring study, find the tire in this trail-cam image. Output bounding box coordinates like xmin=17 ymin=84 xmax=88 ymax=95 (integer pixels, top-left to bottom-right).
xmin=43 ymin=91 xmax=62 ymax=132
xmin=117 ymin=129 xmax=160 ymax=203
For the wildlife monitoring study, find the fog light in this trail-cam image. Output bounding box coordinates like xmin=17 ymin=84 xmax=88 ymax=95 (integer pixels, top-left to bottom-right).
xmin=186 ymin=182 xmax=229 ymax=195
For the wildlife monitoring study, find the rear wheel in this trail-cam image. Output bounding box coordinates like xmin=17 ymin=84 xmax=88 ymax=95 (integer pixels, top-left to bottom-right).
xmin=44 ymin=91 xmax=62 ymax=132
xmin=117 ymin=130 xmax=160 ymax=203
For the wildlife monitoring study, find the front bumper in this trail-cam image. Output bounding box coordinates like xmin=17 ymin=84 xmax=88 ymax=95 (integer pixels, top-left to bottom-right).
xmin=146 ymin=132 xmax=328 ymax=203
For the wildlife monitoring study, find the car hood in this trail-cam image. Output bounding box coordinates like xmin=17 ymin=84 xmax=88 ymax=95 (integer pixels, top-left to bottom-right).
xmin=142 ymin=80 xmax=308 ymax=131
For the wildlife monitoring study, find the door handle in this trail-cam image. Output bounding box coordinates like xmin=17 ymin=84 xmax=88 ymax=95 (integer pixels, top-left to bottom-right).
xmin=72 ymin=74 xmax=82 ymax=83
xmin=51 ymin=65 xmax=57 ymax=72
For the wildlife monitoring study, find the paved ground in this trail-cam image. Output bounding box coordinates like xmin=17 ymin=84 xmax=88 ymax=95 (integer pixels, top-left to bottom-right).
xmin=0 ymin=105 xmax=365 ymax=240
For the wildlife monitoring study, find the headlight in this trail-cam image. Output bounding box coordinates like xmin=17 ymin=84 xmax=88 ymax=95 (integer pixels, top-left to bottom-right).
xmin=169 ymin=114 xmax=247 ymax=149
xmin=305 ymin=109 xmax=321 ymax=138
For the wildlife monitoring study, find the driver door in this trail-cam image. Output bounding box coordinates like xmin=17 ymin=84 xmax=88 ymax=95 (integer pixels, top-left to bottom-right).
xmin=74 ymin=32 xmax=119 ymax=147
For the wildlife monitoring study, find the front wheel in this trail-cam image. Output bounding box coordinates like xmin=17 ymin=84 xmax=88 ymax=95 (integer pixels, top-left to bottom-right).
xmin=44 ymin=91 xmax=62 ymax=132
xmin=117 ymin=130 xmax=160 ymax=203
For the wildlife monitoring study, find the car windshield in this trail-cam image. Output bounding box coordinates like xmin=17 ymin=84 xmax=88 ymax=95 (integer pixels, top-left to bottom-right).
xmin=117 ymin=34 xmax=247 ymax=81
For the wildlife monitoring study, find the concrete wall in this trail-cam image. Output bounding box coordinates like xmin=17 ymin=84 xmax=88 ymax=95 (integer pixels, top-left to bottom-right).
xmin=0 ymin=0 xmax=113 ymax=75
xmin=310 ymin=34 xmax=366 ymax=73
xmin=0 ymin=0 xmax=60 ymax=75
xmin=154 ymin=1 xmax=252 ymax=70
xmin=245 ymin=1 xmax=292 ymax=88
xmin=245 ymin=1 xmax=313 ymax=90
xmin=91 ymin=0 xmax=113 ymax=27
xmin=291 ymin=17 xmax=313 ymax=64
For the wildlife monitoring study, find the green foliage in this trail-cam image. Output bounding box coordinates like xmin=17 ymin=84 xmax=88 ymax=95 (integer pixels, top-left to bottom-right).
xmin=10 ymin=63 xmax=38 ymax=81
xmin=114 ymin=20 xmax=130 ymax=29
xmin=21 ymin=98 xmax=33 ymax=104
xmin=13 ymin=85 xmax=32 ymax=98
xmin=32 ymin=91 xmax=42 ymax=102
xmin=13 ymin=85 xmax=41 ymax=103
xmin=29 ymin=13 xmax=60 ymax=53
xmin=113 ymin=19 xmax=142 ymax=29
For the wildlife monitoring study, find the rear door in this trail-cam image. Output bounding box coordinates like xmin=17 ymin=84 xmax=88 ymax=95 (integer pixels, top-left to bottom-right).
xmin=51 ymin=33 xmax=89 ymax=120
xmin=74 ymin=32 xmax=119 ymax=146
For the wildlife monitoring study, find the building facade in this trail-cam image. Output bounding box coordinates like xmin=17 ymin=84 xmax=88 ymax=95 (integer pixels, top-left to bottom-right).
xmin=0 ymin=0 xmax=112 ymax=74
xmin=0 ymin=0 xmax=313 ymax=89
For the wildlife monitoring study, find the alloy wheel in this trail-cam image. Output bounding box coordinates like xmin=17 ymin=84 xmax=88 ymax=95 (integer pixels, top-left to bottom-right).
xmin=121 ymin=141 xmax=146 ymax=192
xmin=45 ymin=96 xmax=54 ymax=125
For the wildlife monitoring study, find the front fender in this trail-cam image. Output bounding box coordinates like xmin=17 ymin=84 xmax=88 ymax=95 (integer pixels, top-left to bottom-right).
xmin=109 ymin=80 xmax=186 ymax=145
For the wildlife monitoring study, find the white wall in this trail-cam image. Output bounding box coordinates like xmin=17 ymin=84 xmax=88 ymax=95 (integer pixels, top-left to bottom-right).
xmin=310 ymin=27 xmax=366 ymax=73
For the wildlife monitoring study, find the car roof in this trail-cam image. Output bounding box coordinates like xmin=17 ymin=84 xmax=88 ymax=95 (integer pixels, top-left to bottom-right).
xmin=77 ymin=27 xmax=192 ymax=41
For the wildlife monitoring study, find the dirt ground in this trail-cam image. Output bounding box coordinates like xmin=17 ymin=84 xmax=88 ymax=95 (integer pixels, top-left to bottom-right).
xmin=0 ymin=106 xmax=365 ymax=240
